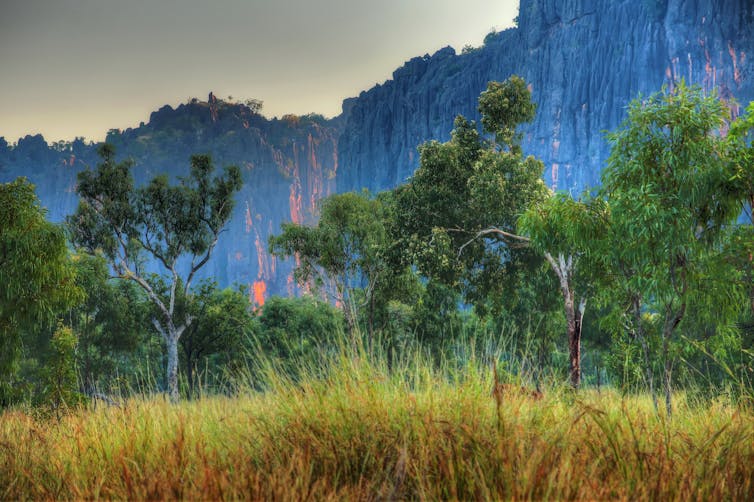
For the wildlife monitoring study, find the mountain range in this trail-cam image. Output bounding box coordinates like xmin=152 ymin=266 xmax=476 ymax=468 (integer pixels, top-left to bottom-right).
xmin=2 ymin=0 xmax=752 ymax=303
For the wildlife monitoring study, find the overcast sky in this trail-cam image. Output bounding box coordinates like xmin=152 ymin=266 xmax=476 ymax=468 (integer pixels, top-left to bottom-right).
xmin=0 ymin=0 xmax=518 ymax=143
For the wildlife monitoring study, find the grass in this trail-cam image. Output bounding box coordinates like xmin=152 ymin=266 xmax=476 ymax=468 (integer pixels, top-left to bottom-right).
xmin=1 ymin=346 xmax=754 ymax=500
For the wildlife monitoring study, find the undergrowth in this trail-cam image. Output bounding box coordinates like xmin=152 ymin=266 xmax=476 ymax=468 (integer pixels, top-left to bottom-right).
xmin=1 ymin=341 xmax=753 ymax=500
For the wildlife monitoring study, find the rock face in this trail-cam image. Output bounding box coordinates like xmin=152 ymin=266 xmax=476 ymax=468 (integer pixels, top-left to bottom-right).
xmin=337 ymin=0 xmax=754 ymax=194
xmin=0 ymin=97 xmax=343 ymax=305
xmin=2 ymin=0 xmax=753 ymax=296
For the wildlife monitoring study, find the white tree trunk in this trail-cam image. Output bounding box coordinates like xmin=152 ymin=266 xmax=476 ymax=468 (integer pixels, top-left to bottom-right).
xmin=166 ymin=334 xmax=180 ymax=402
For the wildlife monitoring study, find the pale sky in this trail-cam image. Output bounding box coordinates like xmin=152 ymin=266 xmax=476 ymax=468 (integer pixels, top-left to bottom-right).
xmin=0 ymin=0 xmax=519 ymax=143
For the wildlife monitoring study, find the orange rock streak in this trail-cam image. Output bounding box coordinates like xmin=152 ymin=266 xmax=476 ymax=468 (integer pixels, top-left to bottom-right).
xmin=252 ymin=280 xmax=267 ymax=307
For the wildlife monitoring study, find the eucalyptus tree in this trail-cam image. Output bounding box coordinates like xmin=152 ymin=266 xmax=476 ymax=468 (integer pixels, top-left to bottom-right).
xmin=602 ymin=83 xmax=744 ymax=415
xmin=395 ymin=76 xmax=602 ymax=387
xmin=68 ymin=144 xmax=242 ymax=401
xmin=728 ymin=101 xmax=754 ymax=318
xmin=0 ymin=178 xmax=81 ymax=405
xmin=518 ymin=194 xmax=609 ymax=388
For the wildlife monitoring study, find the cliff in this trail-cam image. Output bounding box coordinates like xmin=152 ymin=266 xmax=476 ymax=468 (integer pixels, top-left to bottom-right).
xmin=0 ymin=95 xmax=344 ymax=305
xmin=337 ymin=0 xmax=754 ymax=194
xmin=2 ymin=0 xmax=753 ymax=297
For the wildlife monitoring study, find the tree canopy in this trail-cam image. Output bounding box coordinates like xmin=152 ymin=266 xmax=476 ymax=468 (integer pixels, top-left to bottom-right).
xmin=0 ymin=178 xmax=81 ymax=404
xmin=68 ymin=144 xmax=242 ymax=400
xmin=602 ymin=82 xmax=745 ymax=414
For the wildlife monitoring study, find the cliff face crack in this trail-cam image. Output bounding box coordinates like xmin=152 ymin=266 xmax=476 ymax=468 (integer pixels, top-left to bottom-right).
xmin=566 ymin=11 xmax=596 ymax=24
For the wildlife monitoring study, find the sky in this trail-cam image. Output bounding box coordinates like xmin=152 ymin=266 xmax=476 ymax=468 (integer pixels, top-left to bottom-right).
xmin=0 ymin=0 xmax=519 ymax=143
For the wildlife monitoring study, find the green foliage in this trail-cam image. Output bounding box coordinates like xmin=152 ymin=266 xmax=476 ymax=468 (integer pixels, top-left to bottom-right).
xmin=270 ymin=190 xmax=416 ymax=341
xmin=180 ymin=282 xmax=255 ymax=396
xmin=728 ymin=101 xmax=754 ymax=324
xmin=68 ymin=254 xmax=150 ymax=393
xmin=395 ymin=104 xmax=549 ymax=315
xmin=478 ymin=75 xmax=536 ymax=152
xmin=253 ymin=295 xmax=343 ymax=372
xmin=601 ymin=82 xmax=746 ymax=412
xmin=0 ymin=178 xmax=81 ymax=406
xmin=410 ymin=280 xmax=464 ymax=347
xmin=68 ymin=144 xmax=243 ymax=400
xmin=520 ymin=194 xmax=608 ymax=260
xmin=38 ymin=324 xmax=84 ymax=416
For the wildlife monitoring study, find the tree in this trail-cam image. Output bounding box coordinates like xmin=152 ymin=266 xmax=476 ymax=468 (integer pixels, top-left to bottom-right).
xmin=254 ymin=295 xmax=343 ymax=372
xmin=67 ymin=254 xmax=149 ymax=395
xmin=602 ymin=83 xmax=743 ymax=415
xmin=68 ymin=144 xmax=242 ymax=401
xmin=39 ymin=324 xmax=84 ymax=418
xmin=395 ymin=76 xmax=599 ymax=387
xmin=519 ymin=194 xmax=609 ymax=387
xmin=270 ymin=190 xmax=415 ymax=345
xmin=0 ymin=178 xmax=81 ymax=405
xmin=178 ymin=283 xmax=254 ymax=397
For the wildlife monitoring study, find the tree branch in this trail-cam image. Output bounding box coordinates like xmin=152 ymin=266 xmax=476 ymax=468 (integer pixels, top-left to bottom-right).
xmin=454 ymin=226 xmax=530 ymax=257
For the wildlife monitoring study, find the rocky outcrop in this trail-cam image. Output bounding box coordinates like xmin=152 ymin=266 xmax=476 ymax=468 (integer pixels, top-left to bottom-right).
xmin=2 ymin=0 xmax=752 ymax=296
xmin=0 ymin=97 xmax=343 ymax=304
xmin=337 ymin=0 xmax=754 ymax=194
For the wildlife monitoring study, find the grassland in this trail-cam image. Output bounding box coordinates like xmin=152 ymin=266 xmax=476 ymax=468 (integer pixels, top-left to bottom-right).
xmin=1 ymin=350 xmax=753 ymax=500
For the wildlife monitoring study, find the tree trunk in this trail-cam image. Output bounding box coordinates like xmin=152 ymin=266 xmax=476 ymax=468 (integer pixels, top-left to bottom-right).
xmin=632 ymin=296 xmax=658 ymax=413
xmin=661 ymin=321 xmax=676 ymax=418
xmin=638 ymin=332 xmax=659 ymax=413
xmin=545 ymin=252 xmax=584 ymax=389
xmin=166 ymin=334 xmax=180 ymax=402
xmin=567 ymin=303 xmax=584 ymax=389
xmin=186 ymin=357 xmax=195 ymax=399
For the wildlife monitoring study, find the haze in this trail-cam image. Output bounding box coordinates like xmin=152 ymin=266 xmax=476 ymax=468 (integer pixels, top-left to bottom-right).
xmin=0 ymin=0 xmax=518 ymax=143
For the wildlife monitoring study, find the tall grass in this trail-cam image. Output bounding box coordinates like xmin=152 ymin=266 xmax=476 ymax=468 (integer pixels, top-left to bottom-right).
xmin=1 ymin=337 xmax=753 ymax=500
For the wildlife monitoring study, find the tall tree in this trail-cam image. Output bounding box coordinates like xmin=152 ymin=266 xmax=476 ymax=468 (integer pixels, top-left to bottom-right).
xmin=68 ymin=145 xmax=242 ymax=401
xmin=602 ymin=83 xmax=743 ymax=415
xmin=395 ymin=76 xmax=600 ymax=387
xmin=519 ymin=194 xmax=609 ymax=387
xmin=0 ymin=178 xmax=81 ymax=405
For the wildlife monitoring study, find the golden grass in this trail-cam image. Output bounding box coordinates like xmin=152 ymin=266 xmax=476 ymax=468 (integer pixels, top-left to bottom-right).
xmin=1 ymin=353 xmax=753 ymax=500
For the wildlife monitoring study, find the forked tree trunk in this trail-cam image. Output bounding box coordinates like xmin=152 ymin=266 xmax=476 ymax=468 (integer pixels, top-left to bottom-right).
xmin=153 ymin=317 xmax=187 ymax=402
xmin=545 ymin=252 xmax=585 ymax=389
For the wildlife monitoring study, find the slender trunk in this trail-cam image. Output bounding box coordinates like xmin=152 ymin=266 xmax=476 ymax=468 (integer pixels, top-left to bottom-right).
xmin=661 ymin=301 xmax=685 ymax=418
xmin=368 ymin=291 xmax=375 ymax=351
xmin=545 ymin=252 xmax=584 ymax=389
xmin=639 ymin=333 xmax=658 ymax=413
xmin=632 ymin=296 xmax=658 ymax=413
xmin=566 ymin=300 xmax=583 ymax=389
xmin=663 ymin=346 xmax=673 ymax=417
xmin=662 ymin=318 xmax=677 ymax=418
xmin=186 ymin=356 xmax=195 ymax=399
xmin=343 ymin=304 xmax=359 ymax=353
xmin=166 ymin=333 xmax=179 ymax=402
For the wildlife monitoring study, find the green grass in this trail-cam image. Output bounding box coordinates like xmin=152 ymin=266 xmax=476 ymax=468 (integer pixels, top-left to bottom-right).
xmin=1 ymin=348 xmax=753 ymax=500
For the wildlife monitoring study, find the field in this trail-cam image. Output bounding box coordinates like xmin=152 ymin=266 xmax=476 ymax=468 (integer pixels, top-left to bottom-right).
xmin=1 ymin=351 xmax=753 ymax=500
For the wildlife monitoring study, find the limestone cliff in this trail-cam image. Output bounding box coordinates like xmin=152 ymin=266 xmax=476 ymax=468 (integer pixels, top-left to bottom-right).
xmin=0 ymin=96 xmax=343 ymax=304
xmin=337 ymin=0 xmax=754 ymax=194
xmin=2 ymin=0 xmax=753 ymax=296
